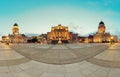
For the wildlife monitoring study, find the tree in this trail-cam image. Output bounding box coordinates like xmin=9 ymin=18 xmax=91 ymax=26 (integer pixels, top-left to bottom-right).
xmin=32 ymin=37 xmax=38 ymax=43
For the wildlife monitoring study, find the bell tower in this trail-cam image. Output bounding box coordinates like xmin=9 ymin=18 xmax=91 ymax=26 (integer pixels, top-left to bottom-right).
xmin=12 ymin=23 xmax=19 ymax=35
xmin=98 ymin=21 xmax=106 ymax=34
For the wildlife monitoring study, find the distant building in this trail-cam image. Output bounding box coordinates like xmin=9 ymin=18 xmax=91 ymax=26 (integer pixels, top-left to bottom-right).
xmin=118 ymin=39 xmax=120 ymax=43
xmin=69 ymin=32 xmax=78 ymax=43
xmin=111 ymin=35 xmax=118 ymax=43
xmin=2 ymin=22 xmax=118 ymax=44
xmin=78 ymin=36 xmax=86 ymax=43
xmin=37 ymin=34 xmax=47 ymax=44
xmin=78 ymin=35 xmax=93 ymax=43
xmin=85 ymin=35 xmax=94 ymax=43
xmin=93 ymin=21 xmax=111 ymax=43
xmin=9 ymin=23 xmax=27 ymax=43
xmin=47 ymin=24 xmax=78 ymax=44
xmin=2 ymin=36 xmax=9 ymax=43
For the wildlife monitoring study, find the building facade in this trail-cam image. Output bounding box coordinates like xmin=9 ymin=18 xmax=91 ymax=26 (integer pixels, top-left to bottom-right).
xmin=8 ymin=23 xmax=27 ymax=43
xmin=47 ymin=24 xmax=78 ymax=44
xmin=2 ymin=36 xmax=9 ymax=43
xmin=93 ymin=21 xmax=111 ymax=43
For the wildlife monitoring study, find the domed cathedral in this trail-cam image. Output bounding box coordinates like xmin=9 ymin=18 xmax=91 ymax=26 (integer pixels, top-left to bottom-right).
xmin=98 ymin=21 xmax=106 ymax=34
xmin=12 ymin=23 xmax=19 ymax=35
xmin=8 ymin=23 xmax=27 ymax=43
xmin=93 ymin=21 xmax=111 ymax=43
xmin=47 ymin=24 xmax=78 ymax=44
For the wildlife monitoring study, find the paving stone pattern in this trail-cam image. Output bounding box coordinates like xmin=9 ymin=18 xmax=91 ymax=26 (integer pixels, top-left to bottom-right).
xmin=0 ymin=43 xmax=120 ymax=77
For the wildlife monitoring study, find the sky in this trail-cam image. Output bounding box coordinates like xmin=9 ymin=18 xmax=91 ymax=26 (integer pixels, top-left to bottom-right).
xmin=0 ymin=0 xmax=120 ymax=38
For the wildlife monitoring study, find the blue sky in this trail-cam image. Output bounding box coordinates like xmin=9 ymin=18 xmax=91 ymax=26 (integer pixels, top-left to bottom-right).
xmin=0 ymin=0 xmax=120 ymax=38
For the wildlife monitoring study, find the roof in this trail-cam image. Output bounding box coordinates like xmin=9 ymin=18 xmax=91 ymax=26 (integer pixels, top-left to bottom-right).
xmin=98 ymin=21 xmax=105 ymax=28
xmin=13 ymin=23 xmax=18 ymax=26
xmin=99 ymin=21 xmax=104 ymax=25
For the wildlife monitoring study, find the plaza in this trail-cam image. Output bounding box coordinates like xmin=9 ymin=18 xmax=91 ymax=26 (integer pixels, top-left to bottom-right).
xmin=0 ymin=43 xmax=120 ymax=77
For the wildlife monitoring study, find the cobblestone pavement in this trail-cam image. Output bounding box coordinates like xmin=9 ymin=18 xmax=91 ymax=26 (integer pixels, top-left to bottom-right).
xmin=0 ymin=43 xmax=120 ymax=77
xmin=87 ymin=43 xmax=120 ymax=68
xmin=10 ymin=43 xmax=109 ymax=64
